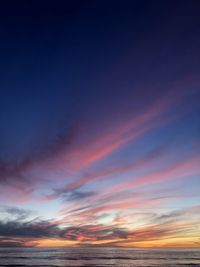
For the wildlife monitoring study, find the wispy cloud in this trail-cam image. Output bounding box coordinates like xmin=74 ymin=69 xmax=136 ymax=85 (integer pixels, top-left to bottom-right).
xmin=1 ymin=205 xmax=199 ymax=247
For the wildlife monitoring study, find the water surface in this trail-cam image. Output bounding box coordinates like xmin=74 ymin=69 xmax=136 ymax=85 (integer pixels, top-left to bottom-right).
xmin=0 ymin=247 xmax=200 ymax=267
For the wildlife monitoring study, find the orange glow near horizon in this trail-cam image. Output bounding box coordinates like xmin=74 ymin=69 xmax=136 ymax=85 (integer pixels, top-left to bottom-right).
xmin=34 ymin=235 xmax=200 ymax=248
xmin=37 ymin=238 xmax=79 ymax=247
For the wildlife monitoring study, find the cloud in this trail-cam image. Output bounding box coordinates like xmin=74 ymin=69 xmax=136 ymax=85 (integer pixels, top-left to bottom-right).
xmin=61 ymin=190 xmax=96 ymax=202
xmin=106 ymin=153 xmax=200 ymax=196
xmin=45 ymin=140 xmax=171 ymax=202
xmin=0 ymin=158 xmax=33 ymax=189
xmin=60 ymin=225 xmax=128 ymax=241
xmin=0 ymin=238 xmax=28 ymax=247
xmin=44 ymin=86 xmax=200 ymax=204
xmin=0 ymin=204 xmax=199 ymax=247
xmin=58 ymin=81 xmax=199 ymax=174
xmin=60 ymin=193 xmax=166 ymax=223
xmin=1 ymin=85 xmax=199 ymax=205
xmin=153 ymin=205 xmax=200 ymax=223
xmin=0 ymin=217 xmax=127 ymax=245
xmin=0 ymin=219 xmax=59 ymax=238
xmin=62 ymin=152 xmax=199 ymax=220
xmin=0 ymin=123 xmax=80 ymax=202
xmin=0 ymin=206 xmax=33 ymax=220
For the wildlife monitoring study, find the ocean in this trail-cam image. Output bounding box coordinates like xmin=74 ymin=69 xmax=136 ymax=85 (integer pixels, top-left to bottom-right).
xmin=0 ymin=247 xmax=200 ymax=267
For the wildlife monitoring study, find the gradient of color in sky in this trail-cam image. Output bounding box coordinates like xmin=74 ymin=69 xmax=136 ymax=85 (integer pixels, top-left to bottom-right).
xmin=0 ymin=0 xmax=200 ymax=249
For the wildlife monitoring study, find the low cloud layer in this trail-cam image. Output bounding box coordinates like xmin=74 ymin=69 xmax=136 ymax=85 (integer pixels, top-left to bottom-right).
xmin=0 ymin=204 xmax=199 ymax=247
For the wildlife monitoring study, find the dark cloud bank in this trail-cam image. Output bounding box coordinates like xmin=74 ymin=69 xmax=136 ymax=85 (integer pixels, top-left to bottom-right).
xmin=0 ymin=205 xmax=197 ymax=247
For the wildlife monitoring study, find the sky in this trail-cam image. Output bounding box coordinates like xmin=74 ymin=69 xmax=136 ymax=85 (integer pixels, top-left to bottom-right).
xmin=0 ymin=0 xmax=200 ymax=248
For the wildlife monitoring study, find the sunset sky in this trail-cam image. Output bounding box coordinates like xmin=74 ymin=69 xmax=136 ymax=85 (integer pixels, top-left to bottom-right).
xmin=0 ymin=1 xmax=200 ymax=248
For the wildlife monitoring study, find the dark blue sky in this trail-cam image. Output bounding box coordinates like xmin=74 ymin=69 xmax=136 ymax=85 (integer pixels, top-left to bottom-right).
xmin=0 ymin=1 xmax=199 ymax=162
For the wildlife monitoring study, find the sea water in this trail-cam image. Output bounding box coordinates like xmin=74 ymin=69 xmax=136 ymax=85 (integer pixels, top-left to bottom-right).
xmin=0 ymin=247 xmax=200 ymax=267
